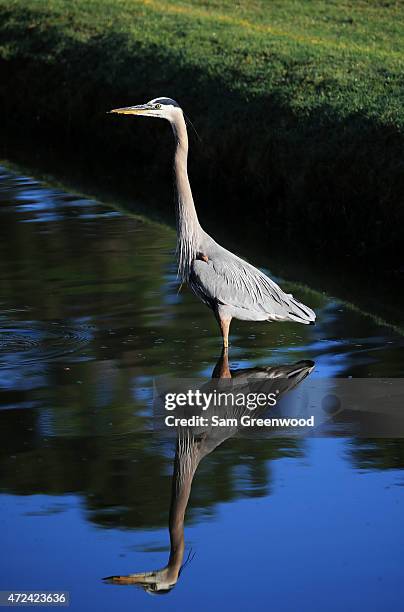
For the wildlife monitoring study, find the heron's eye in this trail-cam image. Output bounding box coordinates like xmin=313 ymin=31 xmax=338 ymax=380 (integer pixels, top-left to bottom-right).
xmin=155 ymin=104 xmax=162 ymax=109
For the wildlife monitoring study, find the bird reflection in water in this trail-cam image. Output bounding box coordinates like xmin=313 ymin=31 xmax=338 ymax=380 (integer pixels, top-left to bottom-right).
xmin=103 ymin=349 xmax=314 ymax=593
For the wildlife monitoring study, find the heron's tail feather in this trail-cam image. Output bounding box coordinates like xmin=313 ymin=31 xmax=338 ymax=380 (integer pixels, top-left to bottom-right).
xmin=284 ymin=295 xmax=316 ymax=325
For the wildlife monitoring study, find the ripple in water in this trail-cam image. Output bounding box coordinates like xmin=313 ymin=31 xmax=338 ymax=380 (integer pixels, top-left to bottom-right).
xmin=0 ymin=321 xmax=93 ymax=367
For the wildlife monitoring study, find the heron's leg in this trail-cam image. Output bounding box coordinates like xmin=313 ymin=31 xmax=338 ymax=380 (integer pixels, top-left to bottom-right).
xmin=215 ymin=311 xmax=232 ymax=349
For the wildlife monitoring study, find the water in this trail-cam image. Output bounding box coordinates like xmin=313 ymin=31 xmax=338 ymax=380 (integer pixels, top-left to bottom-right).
xmin=0 ymin=165 xmax=403 ymax=611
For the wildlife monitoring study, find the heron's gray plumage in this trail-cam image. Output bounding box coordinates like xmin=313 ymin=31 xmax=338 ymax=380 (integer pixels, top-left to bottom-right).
xmin=110 ymin=96 xmax=316 ymax=343
xmin=166 ymin=100 xmax=315 ymax=326
xmin=189 ymin=242 xmax=315 ymax=323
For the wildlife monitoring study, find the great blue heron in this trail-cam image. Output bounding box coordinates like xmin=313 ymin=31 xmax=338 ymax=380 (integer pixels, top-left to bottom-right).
xmin=110 ymin=97 xmax=316 ymax=347
xmin=104 ymin=350 xmax=315 ymax=593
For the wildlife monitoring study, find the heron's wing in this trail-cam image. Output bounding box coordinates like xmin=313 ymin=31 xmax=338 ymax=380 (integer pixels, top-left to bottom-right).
xmin=190 ymin=253 xmax=315 ymax=323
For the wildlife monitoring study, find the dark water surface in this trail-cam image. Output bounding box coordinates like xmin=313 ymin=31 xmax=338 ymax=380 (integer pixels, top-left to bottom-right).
xmin=1 ymin=165 xmax=404 ymax=611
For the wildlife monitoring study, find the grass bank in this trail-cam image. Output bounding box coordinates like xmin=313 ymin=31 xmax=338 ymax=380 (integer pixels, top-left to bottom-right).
xmin=1 ymin=0 xmax=404 ymax=269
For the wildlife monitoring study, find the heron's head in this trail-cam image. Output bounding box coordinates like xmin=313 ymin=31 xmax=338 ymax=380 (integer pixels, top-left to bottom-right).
xmin=103 ymin=567 xmax=178 ymax=595
xmin=109 ymin=97 xmax=182 ymax=122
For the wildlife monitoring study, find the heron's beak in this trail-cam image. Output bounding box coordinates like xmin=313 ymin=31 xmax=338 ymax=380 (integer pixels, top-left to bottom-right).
xmin=103 ymin=572 xmax=154 ymax=585
xmin=103 ymin=568 xmax=177 ymax=591
xmin=108 ymin=104 xmax=151 ymax=116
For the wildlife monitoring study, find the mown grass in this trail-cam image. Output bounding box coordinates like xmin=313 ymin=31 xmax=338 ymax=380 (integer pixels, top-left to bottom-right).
xmin=0 ymin=0 xmax=403 ymax=267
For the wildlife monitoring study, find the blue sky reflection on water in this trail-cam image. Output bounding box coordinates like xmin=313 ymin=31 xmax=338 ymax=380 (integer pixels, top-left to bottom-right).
xmin=0 ymin=166 xmax=404 ymax=611
xmin=2 ymin=437 xmax=403 ymax=611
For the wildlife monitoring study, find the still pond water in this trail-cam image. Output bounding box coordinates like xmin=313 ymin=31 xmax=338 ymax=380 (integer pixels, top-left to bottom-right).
xmin=0 ymin=165 xmax=404 ymax=611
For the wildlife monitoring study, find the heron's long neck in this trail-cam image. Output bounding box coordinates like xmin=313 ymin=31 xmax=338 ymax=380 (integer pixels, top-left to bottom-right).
xmin=167 ymin=433 xmax=200 ymax=578
xmin=171 ymin=114 xmax=201 ymax=280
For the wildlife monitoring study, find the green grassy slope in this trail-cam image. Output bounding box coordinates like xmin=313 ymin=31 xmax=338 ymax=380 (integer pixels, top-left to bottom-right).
xmin=1 ymin=0 xmax=403 ymax=265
